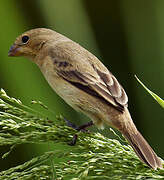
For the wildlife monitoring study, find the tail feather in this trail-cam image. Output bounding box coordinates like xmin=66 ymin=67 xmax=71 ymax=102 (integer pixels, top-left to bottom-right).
xmin=122 ymin=128 xmax=163 ymax=170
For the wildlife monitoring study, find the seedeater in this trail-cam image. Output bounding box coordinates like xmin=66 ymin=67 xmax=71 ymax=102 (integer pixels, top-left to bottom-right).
xmin=8 ymin=28 xmax=163 ymax=169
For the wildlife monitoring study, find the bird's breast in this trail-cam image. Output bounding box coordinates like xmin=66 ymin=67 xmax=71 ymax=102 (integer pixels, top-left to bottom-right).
xmin=38 ymin=57 xmax=123 ymax=129
xmin=39 ymin=57 xmax=82 ymax=109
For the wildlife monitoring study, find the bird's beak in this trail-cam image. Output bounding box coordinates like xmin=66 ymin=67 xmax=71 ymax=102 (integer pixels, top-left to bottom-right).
xmin=8 ymin=44 xmax=22 ymax=57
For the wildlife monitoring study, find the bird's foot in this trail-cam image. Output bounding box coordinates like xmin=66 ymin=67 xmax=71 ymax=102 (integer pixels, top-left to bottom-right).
xmin=64 ymin=118 xmax=94 ymax=145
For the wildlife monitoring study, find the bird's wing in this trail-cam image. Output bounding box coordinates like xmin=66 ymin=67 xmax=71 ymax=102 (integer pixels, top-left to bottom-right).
xmin=91 ymin=62 xmax=128 ymax=109
xmin=49 ymin=42 xmax=128 ymax=112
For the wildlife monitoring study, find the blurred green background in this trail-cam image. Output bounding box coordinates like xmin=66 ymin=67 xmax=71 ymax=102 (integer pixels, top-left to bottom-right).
xmin=0 ymin=0 xmax=163 ymax=171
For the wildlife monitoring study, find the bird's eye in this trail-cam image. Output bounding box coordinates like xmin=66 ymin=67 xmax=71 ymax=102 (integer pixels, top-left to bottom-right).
xmin=22 ymin=35 xmax=29 ymax=44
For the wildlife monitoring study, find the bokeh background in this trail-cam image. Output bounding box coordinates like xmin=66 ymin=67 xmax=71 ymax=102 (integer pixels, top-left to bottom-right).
xmin=0 ymin=0 xmax=163 ymax=171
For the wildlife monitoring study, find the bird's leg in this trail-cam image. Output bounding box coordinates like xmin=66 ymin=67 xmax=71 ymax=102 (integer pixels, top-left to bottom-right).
xmin=70 ymin=121 xmax=94 ymax=145
xmin=64 ymin=118 xmax=94 ymax=145
xmin=75 ymin=121 xmax=94 ymax=131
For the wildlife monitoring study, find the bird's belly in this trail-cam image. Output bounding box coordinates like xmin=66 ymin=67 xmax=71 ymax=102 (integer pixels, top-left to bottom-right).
xmin=40 ymin=66 xmax=115 ymax=129
xmin=42 ymin=69 xmax=82 ymax=109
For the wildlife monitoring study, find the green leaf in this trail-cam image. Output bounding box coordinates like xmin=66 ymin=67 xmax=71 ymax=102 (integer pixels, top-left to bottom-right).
xmin=0 ymin=89 xmax=164 ymax=179
xmin=135 ymin=75 xmax=164 ymax=108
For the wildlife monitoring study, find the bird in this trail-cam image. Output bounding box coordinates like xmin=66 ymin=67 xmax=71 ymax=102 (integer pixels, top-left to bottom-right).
xmin=8 ymin=28 xmax=163 ymax=170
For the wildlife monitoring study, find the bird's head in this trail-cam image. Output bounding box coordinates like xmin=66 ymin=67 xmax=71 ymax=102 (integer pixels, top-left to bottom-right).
xmin=8 ymin=28 xmax=56 ymax=59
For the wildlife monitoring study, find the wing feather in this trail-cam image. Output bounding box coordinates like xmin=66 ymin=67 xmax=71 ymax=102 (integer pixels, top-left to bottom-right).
xmin=57 ymin=68 xmax=128 ymax=112
xmin=50 ymin=42 xmax=128 ymax=112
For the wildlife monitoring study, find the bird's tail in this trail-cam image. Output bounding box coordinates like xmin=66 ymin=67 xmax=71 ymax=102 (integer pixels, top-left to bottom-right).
xmin=122 ymin=124 xmax=163 ymax=170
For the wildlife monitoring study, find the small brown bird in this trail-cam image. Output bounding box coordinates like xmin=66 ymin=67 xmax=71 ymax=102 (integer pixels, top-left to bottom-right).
xmin=8 ymin=28 xmax=163 ymax=170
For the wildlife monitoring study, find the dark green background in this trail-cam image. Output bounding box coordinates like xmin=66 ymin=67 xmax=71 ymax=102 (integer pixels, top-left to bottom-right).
xmin=0 ymin=0 xmax=163 ymax=171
